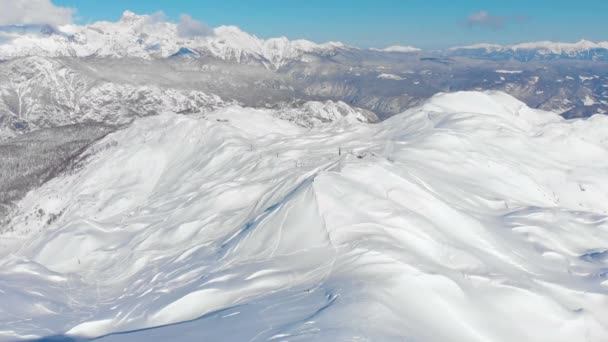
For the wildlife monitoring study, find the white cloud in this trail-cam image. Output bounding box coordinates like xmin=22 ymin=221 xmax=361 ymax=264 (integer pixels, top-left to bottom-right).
xmin=145 ymin=11 xmax=168 ymax=26
xmin=126 ymin=10 xmax=168 ymax=32
xmin=466 ymin=11 xmax=505 ymax=30
xmin=0 ymin=0 xmax=75 ymax=27
xmin=177 ymin=14 xmax=213 ymax=38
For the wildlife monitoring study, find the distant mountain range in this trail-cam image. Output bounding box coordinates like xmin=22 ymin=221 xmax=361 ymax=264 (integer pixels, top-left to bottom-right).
xmin=0 ymin=11 xmax=607 ymax=66
xmin=0 ymin=11 xmax=607 ymax=139
xmin=0 ymin=11 xmax=350 ymax=70
xmin=448 ymin=40 xmax=608 ymax=61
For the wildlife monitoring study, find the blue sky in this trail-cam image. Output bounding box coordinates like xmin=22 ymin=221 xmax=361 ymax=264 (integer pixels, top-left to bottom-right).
xmin=52 ymin=0 xmax=608 ymax=49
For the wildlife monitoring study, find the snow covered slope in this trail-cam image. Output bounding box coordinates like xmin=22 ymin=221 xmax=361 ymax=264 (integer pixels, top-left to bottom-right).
xmin=0 ymin=11 xmax=349 ymax=69
xmin=1 ymin=91 xmax=608 ymax=341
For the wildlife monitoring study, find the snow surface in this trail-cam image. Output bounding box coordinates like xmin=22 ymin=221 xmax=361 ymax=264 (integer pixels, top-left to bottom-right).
xmin=1 ymin=91 xmax=608 ymax=341
xmin=377 ymin=73 xmax=406 ymax=80
xmin=584 ymin=95 xmax=596 ymax=106
xmin=496 ymin=69 xmax=523 ymax=74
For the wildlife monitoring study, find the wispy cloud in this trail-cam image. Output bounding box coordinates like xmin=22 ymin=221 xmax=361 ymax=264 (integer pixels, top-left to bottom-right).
xmin=0 ymin=0 xmax=75 ymax=27
xmin=177 ymin=14 xmax=213 ymax=38
xmin=466 ymin=10 xmax=528 ymax=31
xmin=466 ymin=11 xmax=506 ymax=30
xmin=146 ymin=11 xmax=168 ymax=26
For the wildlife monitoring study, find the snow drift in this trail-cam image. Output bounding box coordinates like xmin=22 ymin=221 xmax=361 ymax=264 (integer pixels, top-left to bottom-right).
xmin=1 ymin=91 xmax=608 ymax=341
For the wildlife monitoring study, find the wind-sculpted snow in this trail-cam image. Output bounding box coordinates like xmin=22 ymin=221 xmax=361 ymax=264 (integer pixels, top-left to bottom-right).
xmin=1 ymin=91 xmax=608 ymax=341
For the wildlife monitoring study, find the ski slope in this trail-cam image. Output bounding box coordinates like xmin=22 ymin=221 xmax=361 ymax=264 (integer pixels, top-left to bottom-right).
xmin=1 ymin=92 xmax=608 ymax=341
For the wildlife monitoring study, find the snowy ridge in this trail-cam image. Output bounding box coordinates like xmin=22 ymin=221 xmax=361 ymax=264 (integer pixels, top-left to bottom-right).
xmin=0 ymin=56 xmax=228 ymax=138
xmin=448 ymin=40 xmax=608 ymax=61
xmin=451 ymin=39 xmax=608 ymax=53
xmin=273 ymin=100 xmax=378 ymax=128
xmin=1 ymin=91 xmax=608 ymax=341
xmin=370 ymin=45 xmax=421 ymax=53
xmin=449 ymin=43 xmax=505 ymax=51
xmin=511 ymin=40 xmax=608 ymax=53
xmin=0 ymin=11 xmax=351 ymax=69
xmin=0 ymin=55 xmax=380 ymax=138
xmin=3 ymin=15 xmax=606 ymax=66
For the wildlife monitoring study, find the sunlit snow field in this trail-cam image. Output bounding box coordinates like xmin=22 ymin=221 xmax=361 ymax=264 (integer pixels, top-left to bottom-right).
xmin=1 ymin=91 xmax=608 ymax=341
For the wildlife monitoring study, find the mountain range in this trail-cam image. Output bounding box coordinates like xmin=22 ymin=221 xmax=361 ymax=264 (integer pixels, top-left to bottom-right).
xmin=0 ymin=11 xmax=350 ymax=70
xmin=0 ymin=11 xmax=606 ymax=140
xmin=1 ymin=12 xmax=608 ymax=66
xmin=449 ymin=40 xmax=608 ymax=61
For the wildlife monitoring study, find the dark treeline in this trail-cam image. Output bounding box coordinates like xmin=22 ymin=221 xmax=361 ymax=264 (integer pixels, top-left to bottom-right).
xmin=0 ymin=123 xmax=116 ymax=222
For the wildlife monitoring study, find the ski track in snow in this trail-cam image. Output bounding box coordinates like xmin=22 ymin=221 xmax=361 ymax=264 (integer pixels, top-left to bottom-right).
xmin=1 ymin=91 xmax=608 ymax=341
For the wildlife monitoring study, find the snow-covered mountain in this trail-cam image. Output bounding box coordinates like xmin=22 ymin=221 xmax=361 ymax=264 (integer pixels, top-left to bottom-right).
xmin=453 ymin=40 xmax=608 ymax=53
xmin=0 ymin=12 xmax=607 ymax=131
xmin=273 ymin=100 xmax=378 ymax=128
xmin=1 ymin=91 xmax=607 ymax=341
xmin=0 ymin=55 xmax=380 ymax=139
xmin=449 ymin=39 xmax=608 ymax=61
xmin=0 ymin=11 xmax=351 ymax=70
xmin=2 ymin=14 xmax=606 ymax=66
xmin=2 ymin=50 xmax=607 ymax=140
xmin=370 ymin=45 xmax=421 ymax=53
xmin=0 ymin=56 xmax=228 ymax=138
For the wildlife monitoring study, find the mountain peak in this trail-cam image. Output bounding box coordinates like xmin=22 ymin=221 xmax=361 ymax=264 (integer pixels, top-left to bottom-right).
xmin=214 ymin=25 xmax=247 ymax=35
xmin=0 ymin=15 xmax=352 ymax=68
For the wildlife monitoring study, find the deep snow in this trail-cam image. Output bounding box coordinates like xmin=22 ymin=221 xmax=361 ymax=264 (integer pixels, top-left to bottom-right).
xmin=1 ymin=91 xmax=608 ymax=341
